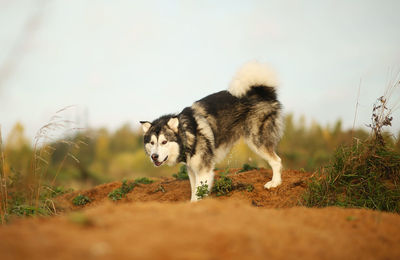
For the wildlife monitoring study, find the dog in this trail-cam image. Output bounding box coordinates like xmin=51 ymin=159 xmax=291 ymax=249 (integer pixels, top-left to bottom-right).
xmin=140 ymin=62 xmax=283 ymax=201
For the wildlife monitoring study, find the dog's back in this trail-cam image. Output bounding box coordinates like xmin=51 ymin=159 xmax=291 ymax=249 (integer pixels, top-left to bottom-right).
xmin=191 ymin=62 xmax=283 ymax=155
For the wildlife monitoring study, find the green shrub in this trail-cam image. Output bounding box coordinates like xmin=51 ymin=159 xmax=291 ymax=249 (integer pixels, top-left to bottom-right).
xmin=134 ymin=177 xmax=154 ymax=184
xmin=72 ymin=194 xmax=91 ymax=206
xmin=212 ymin=176 xmax=233 ymax=196
xmin=108 ymin=180 xmax=135 ymax=201
xmin=172 ymin=165 xmax=189 ymax=180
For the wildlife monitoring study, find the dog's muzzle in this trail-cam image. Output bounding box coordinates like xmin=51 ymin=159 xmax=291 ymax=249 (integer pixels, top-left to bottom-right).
xmin=151 ymin=154 xmax=168 ymax=166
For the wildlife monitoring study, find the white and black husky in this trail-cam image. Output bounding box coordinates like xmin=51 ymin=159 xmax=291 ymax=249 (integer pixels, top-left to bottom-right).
xmin=140 ymin=62 xmax=283 ymax=201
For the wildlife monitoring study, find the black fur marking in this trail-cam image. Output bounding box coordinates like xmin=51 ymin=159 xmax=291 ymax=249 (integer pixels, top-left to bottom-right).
xmin=177 ymin=107 xmax=198 ymax=162
xmin=194 ymin=86 xmax=280 ymax=149
xmin=245 ymin=86 xmax=278 ymax=102
xmin=258 ymin=111 xmax=277 ymax=137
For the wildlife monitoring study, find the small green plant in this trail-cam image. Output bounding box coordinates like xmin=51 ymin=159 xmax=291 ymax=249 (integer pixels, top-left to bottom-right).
xmin=232 ymin=182 xmax=254 ymax=193
xmin=219 ymin=168 xmax=230 ymax=176
xmin=134 ymin=177 xmax=154 ymax=184
xmin=196 ymin=181 xmax=209 ymax=199
xmin=245 ymin=184 xmax=254 ymax=192
xmin=154 ymin=185 xmax=166 ymax=193
xmin=9 ymin=205 xmax=47 ymax=217
xmin=212 ymin=176 xmax=233 ymax=196
xmin=108 ymin=180 xmax=135 ymax=201
xmin=72 ymin=194 xmax=91 ymax=206
xmin=173 ymin=165 xmax=189 ymax=180
xmin=46 ymin=186 xmax=73 ymax=198
xmin=238 ymin=163 xmax=258 ymax=173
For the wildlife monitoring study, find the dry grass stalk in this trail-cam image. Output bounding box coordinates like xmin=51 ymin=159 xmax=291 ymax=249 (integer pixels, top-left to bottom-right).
xmin=0 ymin=106 xmax=84 ymax=221
xmin=29 ymin=107 xmax=82 ymax=209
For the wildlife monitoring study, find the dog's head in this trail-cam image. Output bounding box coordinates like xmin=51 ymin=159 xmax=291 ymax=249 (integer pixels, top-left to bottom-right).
xmin=140 ymin=115 xmax=180 ymax=167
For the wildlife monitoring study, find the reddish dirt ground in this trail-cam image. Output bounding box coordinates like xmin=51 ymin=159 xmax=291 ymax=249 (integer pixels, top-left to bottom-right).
xmin=1 ymin=169 xmax=400 ymax=260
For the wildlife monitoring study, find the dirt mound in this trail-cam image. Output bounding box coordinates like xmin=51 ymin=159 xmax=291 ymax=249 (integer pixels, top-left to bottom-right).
xmin=57 ymin=169 xmax=311 ymax=211
xmin=2 ymin=169 xmax=400 ymax=260
xmin=1 ymin=200 xmax=400 ymax=260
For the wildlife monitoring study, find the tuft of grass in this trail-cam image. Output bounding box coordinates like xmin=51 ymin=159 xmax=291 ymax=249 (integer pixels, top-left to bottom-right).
xmin=196 ymin=181 xmax=209 ymax=199
xmin=238 ymin=163 xmax=258 ymax=173
xmin=212 ymin=176 xmax=233 ymax=196
xmin=72 ymin=194 xmax=91 ymax=206
xmin=172 ymin=165 xmax=189 ymax=180
xmin=304 ymin=83 xmax=400 ymax=213
xmin=108 ymin=180 xmax=135 ymax=201
xmin=134 ymin=177 xmax=154 ymax=184
xmin=303 ymin=140 xmax=400 ymax=212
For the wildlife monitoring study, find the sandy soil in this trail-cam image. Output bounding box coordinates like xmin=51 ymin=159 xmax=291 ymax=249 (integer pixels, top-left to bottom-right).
xmin=1 ymin=169 xmax=400 ymax=260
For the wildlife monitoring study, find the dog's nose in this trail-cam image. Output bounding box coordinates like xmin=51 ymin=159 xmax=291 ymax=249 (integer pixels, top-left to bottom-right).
xmin=151 ymin=154 xmax=159 ymax=161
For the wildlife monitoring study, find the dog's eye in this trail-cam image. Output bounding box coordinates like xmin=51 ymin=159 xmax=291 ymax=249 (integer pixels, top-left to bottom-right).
xmin=161 ymin=140 xmax=167 ymax=145
xmin=150 ymin=141 xmax=154 ymax=145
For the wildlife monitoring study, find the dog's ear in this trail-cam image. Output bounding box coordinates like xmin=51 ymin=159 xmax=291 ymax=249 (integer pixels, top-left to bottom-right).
xmin=167 ymin=117 xmax=179 ymax=132
xmin=140 ymin=121 xmax=152 ymax=134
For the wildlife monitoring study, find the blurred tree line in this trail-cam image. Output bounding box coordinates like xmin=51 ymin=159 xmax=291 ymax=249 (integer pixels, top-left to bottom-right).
xmin=2 ymin=114 xmax=399 ymax=189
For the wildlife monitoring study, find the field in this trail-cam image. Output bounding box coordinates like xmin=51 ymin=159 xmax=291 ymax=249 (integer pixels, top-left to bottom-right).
xmin=1 ymin=168 xmax=400 ymax=260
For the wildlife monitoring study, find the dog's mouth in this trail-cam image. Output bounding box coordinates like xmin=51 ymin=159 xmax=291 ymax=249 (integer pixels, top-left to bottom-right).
xmin=153 ymin=156 xmax=168 ymax=167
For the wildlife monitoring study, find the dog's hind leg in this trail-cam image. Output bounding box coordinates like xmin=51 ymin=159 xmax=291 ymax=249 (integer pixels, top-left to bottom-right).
xmin=261 ymin=150 xmax=282 ymax=189
xmin=246 ymin=141 xmax=282 ymax=189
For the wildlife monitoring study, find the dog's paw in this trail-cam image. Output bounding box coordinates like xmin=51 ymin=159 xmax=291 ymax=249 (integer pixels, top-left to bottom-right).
xmin=264 ymin=179 xmax=281 ymax=189
xmin=190 ymin=197 xmax=199 ymax=203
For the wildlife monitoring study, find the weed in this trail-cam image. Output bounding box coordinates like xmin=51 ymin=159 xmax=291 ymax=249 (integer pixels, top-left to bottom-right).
xmin=246 ymin=184 xmax=254 ymax=192
xmin=196 ymin=181 xmax=209 ymax=199
xmin=219 ymin=168 xmax=230 ymax=176
xmin=212 ymin=176 xmax=233 ymax=196
xmin=108 ymin=180 xmax=135 ymax=201
xmin=134 ymin=177 xmax=154 ymax=184
xmin=172 ymin=165 xmax=189 ymax=180
xmin=368 ymin=96 xmax=394 ymax=145
xmin=154 ymin=185 xmax=166 ymax=193
xmin=234 ymin=182 xmax=255 ymax=192
xmin=238 ymin=163 xmax=258 ymax=173
xmin=72 ymin=194 xmax=91 ymax=206
xmin=9 ymin=204 xmax=47 ymax=217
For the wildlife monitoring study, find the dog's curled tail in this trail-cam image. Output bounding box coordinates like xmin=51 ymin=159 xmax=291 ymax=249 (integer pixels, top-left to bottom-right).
xmin=228 ymin=61 xmax=278 ymax=98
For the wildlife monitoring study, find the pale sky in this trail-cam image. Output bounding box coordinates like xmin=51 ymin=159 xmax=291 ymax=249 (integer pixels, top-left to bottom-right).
xmin=1 ymin=0 xmax=400 ymax=141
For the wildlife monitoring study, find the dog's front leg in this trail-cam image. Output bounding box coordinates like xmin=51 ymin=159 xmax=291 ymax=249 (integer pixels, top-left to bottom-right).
xmin=186 ymin=167 xmax=198 ymax=202
xmin=191 ymin=170 xmax=215 ymax=202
